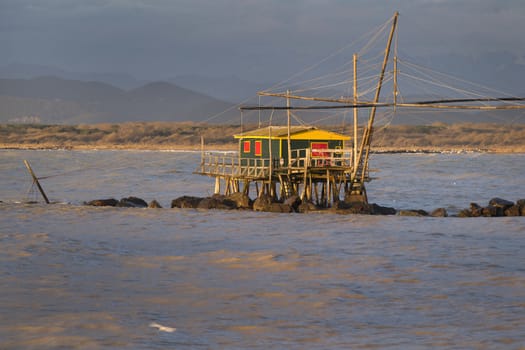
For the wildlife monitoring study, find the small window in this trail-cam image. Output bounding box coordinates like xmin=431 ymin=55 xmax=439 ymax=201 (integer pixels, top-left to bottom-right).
xmin=255 ymin=140 xmax=262 ymax=156
xmin=243 ymin=141 xmax=251 ymax=153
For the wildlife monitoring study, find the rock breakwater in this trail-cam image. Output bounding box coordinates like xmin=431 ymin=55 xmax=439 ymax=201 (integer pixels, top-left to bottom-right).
xmin=84 ymin=194 xmax=525 ymax=217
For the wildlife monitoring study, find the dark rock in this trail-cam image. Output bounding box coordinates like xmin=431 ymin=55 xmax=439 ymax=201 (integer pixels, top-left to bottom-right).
xmin=85 ymin=198 xmax=119 ymax=207
xmin=334 ymin=200 xmax=352 ymax=210
xmin=481 ymin=205 xmax=503 ymax=217
xmin=517 ymin=199 xmax=525 ymax=207
xmin=196 ymin=197 xmax=217 ymax=209
xmin=457 ymin=209 xmax=472 ymax=218
xmin=504 ymin=205 xmax=521 ymax=217
xmin=335 ymin=202 xmax=374 ymax=215
xmin=344 ymin=192 xmax=368 ymax=205
xmin=521 ymin=205 xmax=525 ymax=216
xmin=489 ymin=197 xmax=514 ymax=209
xmin=283 ymin=195 xmax=302 ymax=212
xmin=118 ymin=196 xmax=148 ymax=208
xmin=253 ymin=194 xmax=273 ymax=212
xmin=148 ymin=200 xmax=163 ymax=208
xmin=371 ymin=203 xmax=397 ymax=215
xmin=297 ymin=201 xmax=319 ymax=213
xmin=470 ymin=203 xmax=482 ymax=217
xmin=227 ymin=192 xmax=252 ymax=209
xmin=398 ymin=209 xmax=429 ymax=217
xmin=171 ymin=196 xmax=203 ymax=208
xmin=197 ymin=196 xmax=237 ymax=210
xmin=430 ymin=208 xmax=448 ymax=217
xmin=269 ymin=203 xmax=293 ymax=213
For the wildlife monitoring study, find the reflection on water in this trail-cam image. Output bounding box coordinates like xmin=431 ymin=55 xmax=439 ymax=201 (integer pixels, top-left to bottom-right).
xmin=1 ymin=151 xmax=524 ymax=349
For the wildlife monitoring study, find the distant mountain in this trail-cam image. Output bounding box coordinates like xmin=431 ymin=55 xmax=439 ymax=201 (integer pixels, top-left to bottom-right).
xmin=0 ymin=77 xmax=236 ymax=124
xmin=169 ymin=75 xmax=270 ymax=103
xmin=0 ymin=63 xmax=145 ymax=89
xmin=0 ymin=63 xmax=270 ymax=101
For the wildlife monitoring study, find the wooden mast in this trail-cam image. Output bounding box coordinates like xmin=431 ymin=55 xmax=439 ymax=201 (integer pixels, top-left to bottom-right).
xmin=393 ymin=56 xmax=398 ymax=111
xmin=286 ymin=90 xmax=292 ymax=173
xmin=353 ymin=53 xmax=358 ymax=167
xmin=354 ymin=11 xmax=399 ymax=186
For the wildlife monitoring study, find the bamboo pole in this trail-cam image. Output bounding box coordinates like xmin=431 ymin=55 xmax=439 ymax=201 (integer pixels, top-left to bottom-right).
xmin=393 ymin=56 xmax=398 ymax=111
xmin=23 ymin=160 xmax=50 ymax=204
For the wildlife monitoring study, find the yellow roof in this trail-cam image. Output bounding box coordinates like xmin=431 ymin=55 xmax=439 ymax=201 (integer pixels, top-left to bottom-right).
xmin=234 ymin=126 xmax=350 ymax=141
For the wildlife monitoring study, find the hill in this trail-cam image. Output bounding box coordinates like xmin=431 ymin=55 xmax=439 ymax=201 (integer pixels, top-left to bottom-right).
xmin=0 ymin=77 xmax=236 ymax=124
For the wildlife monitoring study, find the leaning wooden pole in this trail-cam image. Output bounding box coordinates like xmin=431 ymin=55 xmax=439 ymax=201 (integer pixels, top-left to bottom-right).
xmin=355 ymin=11 xmax=399 ymax=182
xmin=24 ymin=160 xmax=50 ymax=204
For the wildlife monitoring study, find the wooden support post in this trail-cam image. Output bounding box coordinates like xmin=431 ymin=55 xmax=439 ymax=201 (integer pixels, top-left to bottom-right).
xmin=214 ymin=176 xmax=221 ymax=194
xmin=24 ymin=160 xmax=50 ymax=204
xmin=326 ymin=169 xmax=330 ymax=207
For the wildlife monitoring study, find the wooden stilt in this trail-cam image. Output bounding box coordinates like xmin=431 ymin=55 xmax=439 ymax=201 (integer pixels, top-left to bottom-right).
xmin=214 ymin=176 xmax=221 ymax=194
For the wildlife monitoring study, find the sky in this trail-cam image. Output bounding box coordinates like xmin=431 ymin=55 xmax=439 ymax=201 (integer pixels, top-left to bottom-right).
xmin=1 ymin=0 xmax=525 ymax=83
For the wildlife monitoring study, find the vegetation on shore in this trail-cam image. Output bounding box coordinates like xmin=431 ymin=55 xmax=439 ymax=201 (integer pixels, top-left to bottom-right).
xmin=1 ymin=122 xmax=525 ymax=153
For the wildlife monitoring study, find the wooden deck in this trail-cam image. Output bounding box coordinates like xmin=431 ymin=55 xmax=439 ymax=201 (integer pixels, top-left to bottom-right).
xmin=195 ymin=148 xmax=368 ymax=207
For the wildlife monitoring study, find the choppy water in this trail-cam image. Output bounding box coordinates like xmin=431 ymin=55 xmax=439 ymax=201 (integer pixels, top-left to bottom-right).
xmin=1 ymin=150 xmax=524 ymax=349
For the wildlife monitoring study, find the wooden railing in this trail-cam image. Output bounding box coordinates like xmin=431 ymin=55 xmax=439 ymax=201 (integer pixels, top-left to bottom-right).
xmin=197 ymin=152 xmax=270 ymax=179
xmin=196 ymin=148 xmax=353 ymax=178
xmin=289 ymin=148 xmax=353 ymax=169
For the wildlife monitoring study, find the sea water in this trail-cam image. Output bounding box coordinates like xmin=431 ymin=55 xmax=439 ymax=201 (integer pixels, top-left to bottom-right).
xmin=0 ymin=150 xmax=524 ymax=349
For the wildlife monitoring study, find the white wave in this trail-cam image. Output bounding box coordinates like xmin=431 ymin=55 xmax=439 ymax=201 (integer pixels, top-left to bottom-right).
xmin=149 ymin=322 xmax=176 ymax=333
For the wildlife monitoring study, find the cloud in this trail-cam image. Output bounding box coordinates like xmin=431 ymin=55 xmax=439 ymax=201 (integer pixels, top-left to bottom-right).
xmin=1 ymin=0 xmax=524 ymax=80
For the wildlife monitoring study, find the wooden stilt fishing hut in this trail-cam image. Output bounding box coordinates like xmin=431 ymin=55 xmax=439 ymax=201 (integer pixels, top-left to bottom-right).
xmin=195 ymin=11 xmax=525 ymax=210
xmin=195 ymin=125 xmax=358 ymax=207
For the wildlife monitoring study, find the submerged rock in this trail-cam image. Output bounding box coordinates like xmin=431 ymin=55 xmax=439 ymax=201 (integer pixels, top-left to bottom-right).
xmin=269 ymin=202 xmax=293 ymax=213
xmin=197 ymin=195 xmax=237 ymax=210
xmin=85 ymin=198 xmax=119 ymax=207
xmin=504 ymin=205 xmax=521 ymax=217
xmin=118 ymin=196 xmax=148 ymax=208
xmin=430 ymin=208 xmax=448 ymax=217
xmin=457 ymin=197 xmax=523 ymax=217
xmin=171 ymin=195 xmax=238 ymax=210
xmin=481 ymin=205 xmax=503 ymax=217
xmin=469 ymin=203 xmax=483 ymax=217
xmin=457 ymin=209 xmax=473 ymax=218
xmin=398 ymin=209 xmax=429 ymax=217
xmin=227 ymin=192 xmax=252 ymax=209
xmin=253 ymin=194 xmax=273 ymax=212
xmin=148 ymin=200 xmax=163 ymax=208
xmin=333 ymin=201 xmax=374 ymax=214
xmin=171 ymin=196 xmax=203 ymax=208
xmin=371 ymin=203 xmax=397 ymax=215
xmin=283 ymin=195 xmax=302 ymax=212
xmin=297 ymin=201 xmax=319 ymax=213
xmin=489 ymin=197 xmax=514 ymax=209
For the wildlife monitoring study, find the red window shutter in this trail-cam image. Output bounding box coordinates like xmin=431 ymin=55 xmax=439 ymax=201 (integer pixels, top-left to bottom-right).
xmin=255 ymin=140 xmax=262 ymax=156
xmin=243 ymin=141 xmax=251 ymax=153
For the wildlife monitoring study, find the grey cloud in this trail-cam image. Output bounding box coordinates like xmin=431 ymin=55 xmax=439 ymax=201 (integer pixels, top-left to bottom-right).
xmin=1 ymin=0 xmax=524 ymax=81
